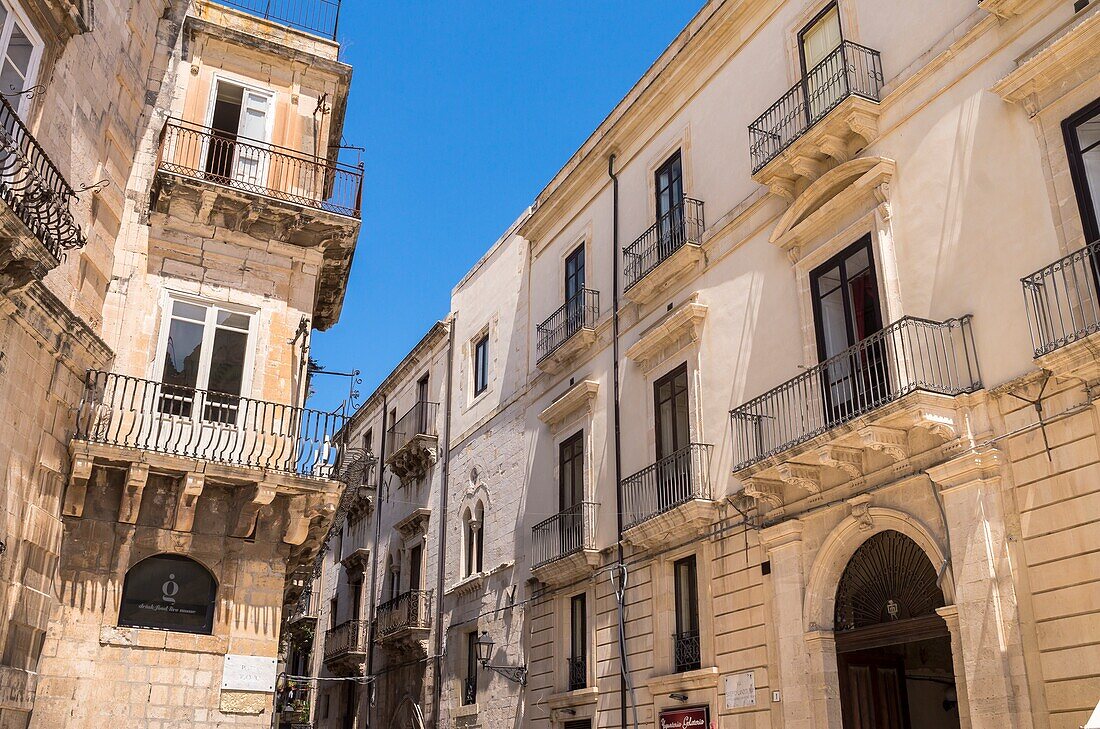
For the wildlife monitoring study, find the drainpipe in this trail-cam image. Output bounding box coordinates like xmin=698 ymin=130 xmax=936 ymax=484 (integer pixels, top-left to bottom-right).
xmin=431 ymin=316 xmax=456 ymax=726
xmin=364 ymin=392 xmax=388 ymax=729
xmin=607 ymin=154 xmax=631 ymax=729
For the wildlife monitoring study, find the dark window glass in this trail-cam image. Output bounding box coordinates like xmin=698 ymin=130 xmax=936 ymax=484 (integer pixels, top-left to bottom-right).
xmin=559 ymin=431 xmax=584 ymax=511
xmin=464 ymin=632 xmax=479 ymax=705
xmin=118 ymin=554 xmax=217 ymax=635
xmin=565 ymin=245 xmax=585 ymax=301
xmin=475 ymin=516 xmax=484 ymax=573
xmin=1065 ymin=98 xmax=1100 ymax=242
xmin=417 ymin=374 xmax=430 ymax=432
xmin=655 ymin=151 xmax=684 ymax=222
xmin=349 ymin=577 xmax=362 ymax=621
xmin=569 ymin=593 xmax=587 ymax=690
xmin=673 ymin=555 xmax=701 ymax=672
xmin=654 ymin=364 xmax=690 ymax=461
xmin=409 ymin=544 xmax=423 ymax=591
xmin=474 ymin=334 xmax=489 ymax=395
xmin=465 ymin=517 xmax=475 ymax=578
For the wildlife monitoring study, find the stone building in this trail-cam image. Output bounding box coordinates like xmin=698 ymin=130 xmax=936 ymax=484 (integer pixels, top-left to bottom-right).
xmin=303 ymin=1 xmax=1100 ymax=729
xmin=0 ymin=0 xmax=360 ymax=727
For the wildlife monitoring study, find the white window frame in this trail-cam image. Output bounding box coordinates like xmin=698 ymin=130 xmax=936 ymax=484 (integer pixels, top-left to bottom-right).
xmin=0 ymin=0 xmax=44 ymax=117
xmin=203 ymin=73 xmax=276 ymax=143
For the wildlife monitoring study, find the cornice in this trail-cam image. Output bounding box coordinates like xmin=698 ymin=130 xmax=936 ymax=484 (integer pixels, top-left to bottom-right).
xmin=538 ymin=380 xmax=600 ymax=433
xmin=992 ymin=8 xmax=1100 ymax=109
xmin=625 ymin=297 xmax=708 ymax=371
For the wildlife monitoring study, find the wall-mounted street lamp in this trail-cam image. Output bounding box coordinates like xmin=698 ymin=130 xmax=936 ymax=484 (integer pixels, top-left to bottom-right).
xmin=474 ymin=631 xmax=527 ymax=686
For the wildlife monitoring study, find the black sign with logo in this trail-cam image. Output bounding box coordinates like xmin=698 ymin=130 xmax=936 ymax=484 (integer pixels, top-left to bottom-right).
xmin=118 ymin=554 xmax=217 ymax=634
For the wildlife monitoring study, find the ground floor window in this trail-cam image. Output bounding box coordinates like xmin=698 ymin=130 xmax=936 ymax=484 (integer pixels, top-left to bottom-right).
xmin=118 ymin=554 xmax=216 ymax=635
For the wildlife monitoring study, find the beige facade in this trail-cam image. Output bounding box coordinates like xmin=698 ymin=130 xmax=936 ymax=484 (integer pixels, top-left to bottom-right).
xmin=0 ymin=1 xmax=359 ymax=727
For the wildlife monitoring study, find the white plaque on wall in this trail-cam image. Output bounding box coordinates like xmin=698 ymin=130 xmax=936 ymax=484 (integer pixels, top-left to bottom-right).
xmin=724 ymin=670 xmax=757 ymax=709
xmin=221 ymin=655 xmax=277 ymax=692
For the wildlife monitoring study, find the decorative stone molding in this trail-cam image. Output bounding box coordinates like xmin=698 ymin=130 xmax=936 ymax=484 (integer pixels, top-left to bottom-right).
xmin=341 ymin=547 xmax=371 ymax=571
xmin=229 ymin=483 xmax=277 ymax=538
xmin=547 ymin=686 xmax=598 ymax=724
xmin=977 ymin=0 xmax=1035 ymax=18
xmin=538 ymin=380 xmax=599 ymax=434
xmin=817 ymin=445 xmax=863 ymax=478
xmin=622 ymin=500 xmax=719 ymax=552
xmin=625 ymin=297 xmax=708 ymax=373
xmin=847 ymin=494 xmax=874 ymax=531
xmin=118 ymin=463 xmax=150 ymax=524
xmin=743 ymin=477 xmax=785 ymax=511
xmin=646 ymin=665 xmax=720 ymax=695
xmin=775 ymin=462 xmax=821 ymax=494
xmin=531 ymin=549 xmax=600 ymax=589
xmin=1035 ymin=333 xmax=1100 ymax=383
xmin=174 ymin=472 xmax=205 ymax=533
xmin=623 ymin=242 xmax=705 ymax=306
xmin=537 ymin=325 xmax=599 ymax=375
xmin=448 ymin=572 xmax=485 ymax=597
xmin=386 ymin=434 xmax=439 ymax=483
xmin=394 ymin=508 xmax=432 ymax=540
xmin=857 ymin=425 xmax=908 ymax=463
xmin=926 ymin=446 xmax=1004 ymax=492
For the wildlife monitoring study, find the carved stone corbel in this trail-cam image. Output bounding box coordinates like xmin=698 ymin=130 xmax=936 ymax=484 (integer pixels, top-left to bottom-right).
xmin=817 ymin=445 xmax=863 ymax=479
xmin=857 ymin=425 xmax=908 ymax=463
xmin=64 ymin=456 xmax=94 ymax=518
xmin=743 ymin=477 xmax=785 ymax=510
xmin=230 ymin=483 xmax=277 ymax=538
xmin=173 ymin=472 xmax=205 ymax=532
xmin=118 ymin=463 xmax=150 ymax=524
xmin=775 ymin=462 xmax=821 ymax=494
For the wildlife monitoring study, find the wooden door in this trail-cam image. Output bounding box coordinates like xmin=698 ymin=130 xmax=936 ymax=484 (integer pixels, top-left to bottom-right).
xmin=837 ymin=651 xmax=910 ymax=729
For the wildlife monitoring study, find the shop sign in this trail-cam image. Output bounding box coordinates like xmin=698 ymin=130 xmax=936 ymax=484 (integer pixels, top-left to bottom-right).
xmin=118 ymin=554 xmax=217 ymax=634
xmin=659 ymin=705 xmax=709 ymax=729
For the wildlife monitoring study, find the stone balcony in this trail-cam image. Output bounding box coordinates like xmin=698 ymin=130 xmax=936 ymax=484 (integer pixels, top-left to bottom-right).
xmin=376 ymin=590 xmax=433 ymax=652
xmin=729 ymin=316 xmax=982 ymax=513
xmin=385 ymin=401 xmax=440 ymax=482
xmin=323 ymin=619 xmax=368 ymax=677
xmin=530 ymin=502 xmax=599 ymax=587
xmin=621 ymin=443 xmax=717 ymax=551
xmin=623 ymin=198 xmax=705 ymax=306
xmin=536 ymin=289 xmax=600 ymax=374
xmin=749 ymin=41 xmax=884 ymax=200
xmin=977 ymin=0 xmax=1033 ymax=18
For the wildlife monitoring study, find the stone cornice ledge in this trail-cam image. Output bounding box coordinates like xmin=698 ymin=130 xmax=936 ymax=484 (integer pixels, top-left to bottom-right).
xmin=547 ymin=686 xmax=599 ymax=710
xmin=538 ymin=380 xmax=600 ymax=432
xmin=927 ymin=446 xmax=1004 ymax=491
xmin=646 ymin=666 xmax=720 ymax=695
xmin=992 ymin=9 xmax=1100 ymax=109
xmin=625 ymin=296 xmax=707 ymax=370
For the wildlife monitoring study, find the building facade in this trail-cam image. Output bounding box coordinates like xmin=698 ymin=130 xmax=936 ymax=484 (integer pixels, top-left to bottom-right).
xmin=0 ymin=1 xmax=360 ymax=727
xmin=313 ymin=1 xmax=1100 ymax=729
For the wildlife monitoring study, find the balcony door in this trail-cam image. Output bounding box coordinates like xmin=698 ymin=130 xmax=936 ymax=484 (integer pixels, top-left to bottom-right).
xmin=1065 ymin=99 xmax=1100 ymax=315
xmin=656 ymin=151 xmax=685 ymax=257
xmin=565 ymin=244 xmax=586 ymax=334
xmin=205 ymin=79 xmax=273 ymax=188
xmin=654 ymin=364 xmax=690 ymax=510
xmin=810 ymin=236 xmax=887 ymax=424
xmin=799 ymin=3 xmax=843 ymax=123
xmin=559 ymin=431 xmax=584 ymax=554
xmin=416 ymin=373 xmax=430 ymax=434
xmin=409 ymin=544 xmax=422 ymax=593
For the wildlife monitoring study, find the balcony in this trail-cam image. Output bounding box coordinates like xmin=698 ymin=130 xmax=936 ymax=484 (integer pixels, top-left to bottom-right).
xmin=0 ymin=94 xmax=87 ymax=291
xmin=1022 ymin=239 xmax=1100 ymax=378
xmin=289 ymin=588 xmax=320 ymax=624
xmin=216 ymin=0 xmax=342 ymax=39
xmin=623 ymin=198 xmax=705 ymax=305
xmin=531 ymin=502 xmax=599 ymax=587
xmin=749 ymin=41 xmax=883 ymax=199
xmin=152 ymin=118 xmax=362 ymax=241
xmin=621 ymin=444 xmax=716 ymax=550
xmin=977 ymin=0 xmax=1032 ymax=17
xmin=385 ymin=401 xmax=440 ymax=482
xmin=730 ymin=317 xmax=981 ymax=511
xmin=276 ymin=678 xmax=314 ymax=728
xmin=674 ymin=630 xmax=701 ymax=673
xmin=376 ymin=590 xmax=433 ymax=650
xmin=323 ymin=619 xmax=368 ymax=676
xmin=537 ymin=289 xmax=600 ymax=374
xmin=72 ymin=370 xmax=344 ymax=479
xmin=567 ymin=655 xmax=587 ymax=691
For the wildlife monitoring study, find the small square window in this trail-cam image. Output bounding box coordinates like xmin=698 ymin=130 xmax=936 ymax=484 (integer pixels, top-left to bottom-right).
xmin=473 ymin=333 xmax=489 ymax=395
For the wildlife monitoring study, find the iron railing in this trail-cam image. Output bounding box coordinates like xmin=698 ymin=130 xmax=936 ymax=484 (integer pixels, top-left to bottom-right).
xmin=622 ymin=444 xmax=713 ymax=531
xmin=567 ymin=655 xmax=587 ymax=691
xmin=749 ymin=41 xmax=884 ymax=173
xmin=74 ymin=370 xmax=346 ymax=478
xmin=323 ymin=619 xmax=367 ymax=661
xmin=156 ymin=118 xmax=362 ymax=217
xmin=277 ymin=679 xmax=313 ymax=726
xmin=1022 ymin=239 xmax=1100 ymax=357
xmin=729 ymin=316 xmax=981 ymax=471
xmin=0 ymin=94 xmax=85 ymax=258
xmin=213 ymin=0 xmax=341 ymax=40
xmin=462 ymin=676 xmax=477 ymax=706
xmin=375 ymin=589 xmax=433 ymax=640
xmin=536 ymin=289 xmax=600 ymax=363
xmin=531 ymin=502 xmax=598 ymax=569
xmin=385 ymin=401 xmax=440 ymax=456
xmin=673 ymin=629 xmax=701 ymax=673
xmin=290 ymin=588 xmax=320 ymax=622
xmin=624 ymin=198 xmax=705 ymax=291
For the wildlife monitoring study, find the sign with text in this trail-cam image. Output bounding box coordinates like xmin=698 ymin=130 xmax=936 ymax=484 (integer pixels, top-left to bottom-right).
xmin=659 ymin=705 xmax=710 ymax=729
xmin=724 ymin=671 xmax=757 ymax=709
xmin=221 ymin=655 xmax=277 ymax=692
xmin=117 ymin=554 xmax=217 ymax=634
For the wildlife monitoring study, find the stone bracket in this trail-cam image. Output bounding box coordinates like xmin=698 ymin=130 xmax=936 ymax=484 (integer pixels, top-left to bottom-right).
xmin=743 ymin=477 xmax=786 ymax=510
xmin=817 ymin=445 xmax=863 ymax=479
xmin=64 ymin=455 xmax=94 ymax=518
xmin=173 ymin=472 xmax=205 ymax=532
xmin=857 ymin=425 xmax=908 ymax=463
xmin=284 ymin=495 xmax=311 ymax=546
xmin=230 ymin=483 xmax=277 ymax=538
xmin=118 ymin=463 xmax=150 ymax=524
xmin=775 ymin=462 xmax=821 ymax=494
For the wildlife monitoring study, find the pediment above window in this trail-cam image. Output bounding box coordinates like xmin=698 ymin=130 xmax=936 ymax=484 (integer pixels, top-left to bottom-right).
xmin=771 ymin=157 xmax=896 ymax=260
xmin=538 ymin=379 xmax=599 ymax=434
xmin=625 ymin=296 xmax=708 ymax=373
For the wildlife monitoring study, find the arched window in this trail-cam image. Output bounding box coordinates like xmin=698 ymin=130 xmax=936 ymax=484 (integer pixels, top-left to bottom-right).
xmin=462 ymin=502 xmax=485 ymax=578
xmin=474 ymin=501 xmax=484 ymax=573
xmin=462 ymin=508 xmax=474 ymax=578
xmin=118 ymin=554 xmax=217 ymax=635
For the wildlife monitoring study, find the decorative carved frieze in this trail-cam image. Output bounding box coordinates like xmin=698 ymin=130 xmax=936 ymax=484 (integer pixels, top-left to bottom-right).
xmin=394 ymin=508 xmax=432 ymax=540
xmin=847 ymin=494 xmax=874 ymax=531
xmin=538 ymin=380 xmax=599 ymax=434
xmin=625 ymin=297 xmax=708 ymax=373
xmin=743 ymin=478 xmax=785 ymax=511
xmin=387 ymin=435 xmax=439 ymax=483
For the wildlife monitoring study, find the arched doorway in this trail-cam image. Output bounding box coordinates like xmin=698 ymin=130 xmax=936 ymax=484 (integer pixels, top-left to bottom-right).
xmin=833 ymin=530 xmax=960 ymax=729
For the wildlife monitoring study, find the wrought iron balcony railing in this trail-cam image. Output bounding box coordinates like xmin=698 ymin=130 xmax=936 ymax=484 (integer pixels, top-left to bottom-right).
xmin=536 ymin=289 xmax=600 ymax=364
xmin=74 ymin=370 xmax=346 ymax=478
xmin=323 ymin=619 xmax=368 ymax=661
xmin=156 ymin=118 xmax=362 ymax=217
xmin=0 ymin=94 xmax=85 ymax=258
xmin=531 ymin=502 xmax=597 ymax=569
xmin=385 ymin=401 xmax=440 ymax=456
xmin=624 ymin=198 xmax=705 ymax=291
xmin=375 ymin=589 xmax=433 ymax=640
xmin=729 ymin=316 xmax=981 ymax=471
xmin=290 ymin=588 xmax=320 ymax=622
xmin=214 ymin=0 xmax=341 ymax=40
xmin=749 ymin=41 xmax=884 ymax=173
xmin=622 ymin=444 xmax=713 ymax=531
xmin=1022 ymin=239 xmax=1100 ymax=358
xmin=462 ymin=676 xmax=477 ymax=706
xmin=567 ymin=655 xmax=587 ymax=691
xmin=673 ymin=629 xmax=701 ymax=673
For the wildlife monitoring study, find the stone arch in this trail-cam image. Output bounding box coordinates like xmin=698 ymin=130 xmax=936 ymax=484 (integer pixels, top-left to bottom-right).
xmin=803 ymin=507 xmax=953 ymax=632
xmin=387 ymin=694 xmax=425 ymax=729
xmin=771 ymin=156 xmax=895 ymax=245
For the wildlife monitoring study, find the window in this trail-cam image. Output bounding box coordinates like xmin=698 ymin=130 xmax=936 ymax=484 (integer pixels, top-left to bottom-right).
xmin=655 ymin=151 xmax=685 ymax=253
xmin=387 ymin=554 xmax=401 ymax=600
xmin=565 ymin=245 xmax=586 ymax=302
xmin=158 ymin=298 xmax=252 ymax=423
xmin=809 ymin=236 xmax=886 ymax=419
xmin=568 ymin=593 xmax=587 ymax=691
xmin=118 ymin=554 xmax=217 ymax=635
xmin=205 ymin=79 xmax=273 ymax=185
xmin=654 ymin=364 xmax=690 ymax=461
xmin=0 ymin=2 xmax=42 ymax=115
xmin=463 ymin=631 xmax=479 ymax=705
xmin=1065 ymin=97 xmax=1100 ymax=243
xmin=559 ymin=432 xmax=584 ymax=554
xmin=673 ymin=555 xmax=701 ymax=673
xmin=799 ymin=3 xmax=843 ymax=121
xmin=330 ymin=596 xmax=338 ymax=624
xmin=463 ymin=503 xmax=485 ymax=578
xmin=473 ymin=333 xmax=489 ymax=395
xmin=409 ymin=543 xmax=423 ymax=591
xmin=417 ymin=373 xmax=431 ymax=433
xmin=362 ymin=429 xmax=374 ymax=483
xmin=349 ymin=576 xmax=362 ymax=620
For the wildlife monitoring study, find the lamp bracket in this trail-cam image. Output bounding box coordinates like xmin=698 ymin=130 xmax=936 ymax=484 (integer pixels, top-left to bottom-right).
xmin=483 ymin=663 xmax=528 ymax=686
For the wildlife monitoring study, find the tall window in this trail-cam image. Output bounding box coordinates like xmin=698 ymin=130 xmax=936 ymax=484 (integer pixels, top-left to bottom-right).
xmin=473 ymin=333 xmax=489 ymax=395
xmin=565 ymin=245 xmax=586 ymax=302
xmin=559 ymin=432 xmax=584 ymax=554
xmin=349 ymin=576 xmax=362 ymax=621
xmin=1065 ymin=98 xmax=1100 ymax=243
xmin=362 ymin=428 xmax=374 ymax=484
xmin=463 ymin=505 xmax=483 ymax=578
xmin=655 ymin=151 xmax=685 ymax=253
xmin=159 ymin=298 xmax=252 ymax=423
xmin=810 ymin=236 xmax=886 ymax=419
xmin=417 ymin=373 xmax=430 ymax=433
xmin=673 ymin=555 xmax=701 ymax=673
xmin=568 ymin=593 xmax=587 ymax=691
xmin=654 ymin=364 xmax=690 ymax=461
xmin=409 ymin=543 xmax=423 ymax=592
xmin=463 ymin=631 xmax=479 ymax=705
xmin=799 ymin=3 xmax=843 ymax=121
xmin=0 ymin=2 xmax=42 ymax=114
xmin=205 ymin=79 xmax=273 ymax=185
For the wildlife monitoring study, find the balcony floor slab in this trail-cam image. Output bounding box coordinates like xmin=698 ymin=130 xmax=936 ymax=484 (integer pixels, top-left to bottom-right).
xmin=531 ymin=549 xmax=601 ymax=588
xmin=623 ymin=499 xmax=719 ymax=552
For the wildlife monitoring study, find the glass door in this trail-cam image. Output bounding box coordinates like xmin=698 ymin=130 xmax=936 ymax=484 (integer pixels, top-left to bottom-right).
xmin=654 ymin=364 xmax=690 ymax=510
xmin=656 ymin=151 xmax=685 ymax=259
xmin=233 ymin=87 xmax=272 ymax=186
xmin=564 ymin=245 xmax=586 ymax=336
xmin=559 ymin=431 xmax=584 ymax=554
xmin=799 ymin=4 xmax=843 ymax=123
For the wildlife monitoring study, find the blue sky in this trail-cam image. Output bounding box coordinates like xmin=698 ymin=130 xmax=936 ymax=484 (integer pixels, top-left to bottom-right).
xmin=309 ymin=2 xmax=703 ymax=413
